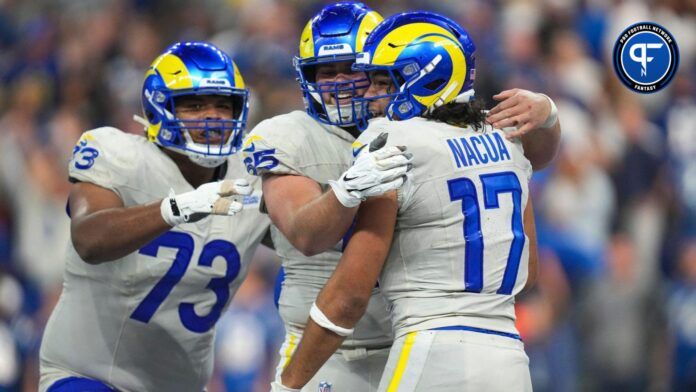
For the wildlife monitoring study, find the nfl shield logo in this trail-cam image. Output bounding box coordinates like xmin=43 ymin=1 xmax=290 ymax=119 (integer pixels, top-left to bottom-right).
xmin=318 ymin=381 xmax=332 ymax=392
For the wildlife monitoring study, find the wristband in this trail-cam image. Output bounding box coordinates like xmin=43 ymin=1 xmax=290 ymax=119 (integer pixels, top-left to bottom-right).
xmin=539 ymin=94 xmax=558 ymax=128
xmin=160 ymin=189 xmax=185 ymax=226
xmin=309 ymin=302 xmax=355 ymax=337
xmin=160 ymin=196 xmax=181 ymax=226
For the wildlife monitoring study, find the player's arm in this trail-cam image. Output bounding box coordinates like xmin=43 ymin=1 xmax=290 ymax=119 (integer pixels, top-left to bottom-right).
xmin=70 ymin=179 xmax=250 ymax=264
xmin=486 ymin=89 xmax=561 ymax=171
xmin=262 ymin=174 xmax=358 ymax=256
xmin=522 ymin=196 xmax=539 ymax=292
xmin=278 ymin=192 xmax=398 ymax=389
xmin=263 ymin=133 xmax=409 ymax=256
xmin=70 ymin=182 xmax=169 ymax=264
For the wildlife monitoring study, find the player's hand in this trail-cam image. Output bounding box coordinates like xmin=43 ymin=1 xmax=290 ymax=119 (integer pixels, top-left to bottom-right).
xmin=330 ymin=133 xmax=413 ymax=208
xmin=270 ymin=381 xmax=301 ymax=392
xmin=486 ymin=89 xmax=558 ymax=139
xmin=160 ymin=179 xmax=252 ymax=226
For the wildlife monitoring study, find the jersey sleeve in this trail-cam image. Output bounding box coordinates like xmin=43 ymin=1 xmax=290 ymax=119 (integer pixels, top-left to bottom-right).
xmin=242 ymin=117 xmax=303 ymax=177
xmin=68 ymin=127 xmax=137 ymax=198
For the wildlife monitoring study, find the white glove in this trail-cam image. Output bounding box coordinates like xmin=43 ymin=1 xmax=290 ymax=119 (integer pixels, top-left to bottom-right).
xmin=160 ymin=179 xmax=252 ymax=226
xmin=330 ymin=133 xmax=412 ymax=208
xmin=270 ymin=381 xmax=301 ymax=392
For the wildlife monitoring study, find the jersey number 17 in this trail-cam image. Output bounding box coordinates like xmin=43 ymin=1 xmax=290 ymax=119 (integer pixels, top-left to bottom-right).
xmin=447 ymin=171 xmax=525 ymax=295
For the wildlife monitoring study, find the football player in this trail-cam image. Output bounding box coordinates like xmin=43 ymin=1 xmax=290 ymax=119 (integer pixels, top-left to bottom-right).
xmin=243 ymin=3 xmax=406 ymax=391
xmin=277 ymin=12 xmax=541 ymax=392
xmin=38 ymin=41 xmax=266 ymax=392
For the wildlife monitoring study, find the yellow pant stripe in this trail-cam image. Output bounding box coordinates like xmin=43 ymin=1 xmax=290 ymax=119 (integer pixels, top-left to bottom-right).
xmin=387 ymin=332 xmax=417 ymax=392
xmin=282 ymin=333 xmax=297 ymax=370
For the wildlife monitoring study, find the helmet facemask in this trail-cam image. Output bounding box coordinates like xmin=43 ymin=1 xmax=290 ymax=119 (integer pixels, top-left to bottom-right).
xmin=294 ymin=2 xmax=384 ymax=129
xmin=352 ymin=56 xmax=422 ymax=129
xmin=144 ymin=87 xmax=249 ymax=168
xmin=295 ymin=54 xmax=370 ymax=128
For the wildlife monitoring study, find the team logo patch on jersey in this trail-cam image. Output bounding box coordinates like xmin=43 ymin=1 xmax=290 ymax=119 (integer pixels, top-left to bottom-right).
xmin=242 ymin=134 xmax=263 ymax=153
xmin=318 ymin=381 xmax=332 ymax=392
xmin=612 ymin=22 xmax=679 ymax=94
xmin=242 ymin=193 xmax=261 ymax=206
xmin=351 ymin=140 xmax=366 ymax=157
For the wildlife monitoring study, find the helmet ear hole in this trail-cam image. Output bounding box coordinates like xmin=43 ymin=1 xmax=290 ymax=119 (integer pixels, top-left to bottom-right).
xmin=230 ymin=95 xmax=245 ymax=118
xmin=302 ymin=64 xmax=317 ymax=83
xmin=146 ymin=109 xmax=157 ymax=122
xmin=424 ymin=78 xmax=446 ymax=92
xmin=393 ymin=71 xmax=406 ymax=87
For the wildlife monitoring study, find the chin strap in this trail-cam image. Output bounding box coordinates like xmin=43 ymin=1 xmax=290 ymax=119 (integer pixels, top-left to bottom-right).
xmin=453 ymin=88 xmax=476 ymax=103
xmin=133 ymin=114 xmax=149 ymax=129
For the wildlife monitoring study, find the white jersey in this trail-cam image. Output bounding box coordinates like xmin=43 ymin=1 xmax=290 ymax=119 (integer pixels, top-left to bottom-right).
xmin=39 ymin=127 xmax=270 ymax=392
xmin=242 ymin=111 xmax=392 ymax=349
xmin=356 ymin=117 xmax=532 ymax=339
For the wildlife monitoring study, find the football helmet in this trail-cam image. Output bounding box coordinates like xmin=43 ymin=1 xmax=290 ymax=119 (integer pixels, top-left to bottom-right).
xmin=137 ymin=41 xmax=249 ymax=168
xmin=353 ymin=11 xmax=476 ymax=127
xmin=294 ymin=2 xmax=382 ymax=128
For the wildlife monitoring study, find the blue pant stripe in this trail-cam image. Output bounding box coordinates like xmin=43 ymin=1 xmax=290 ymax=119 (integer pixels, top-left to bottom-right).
xmin=430 ymin=325 xmax=521 ymax=341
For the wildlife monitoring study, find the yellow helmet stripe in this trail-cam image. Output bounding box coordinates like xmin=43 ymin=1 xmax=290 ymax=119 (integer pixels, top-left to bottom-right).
xmin=144 ymin=54 xmax=164 ymax=79
xmin=412 ymin=35 xmax=466 ymax=107
xmin=355 ymin=11 xmax=383 ymax=53
xmin=231 ymin=60 xmax=245 ymax=89
xmin=142 ymin=53 xmax=193 ymax=141
xmin=372 ymin=23 xmax=461 ymax=65
xmin=299 ymin=20 xmax=315 ymax=59
xmin=145 ymin=53 xmax=193 ymax=90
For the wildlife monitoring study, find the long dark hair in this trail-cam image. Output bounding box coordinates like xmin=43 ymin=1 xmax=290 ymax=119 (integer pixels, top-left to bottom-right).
xmin=423 ymin=98 xmax=487 ymax=131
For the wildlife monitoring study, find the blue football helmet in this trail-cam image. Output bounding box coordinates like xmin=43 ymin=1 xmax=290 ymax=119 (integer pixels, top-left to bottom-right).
xmin=138 ymin=41 xmax=249 ymax=168
xmin=353 ymin=11 xmax=476 ymax=127
xmin=294 ymin=2 xmax=383 ymax=128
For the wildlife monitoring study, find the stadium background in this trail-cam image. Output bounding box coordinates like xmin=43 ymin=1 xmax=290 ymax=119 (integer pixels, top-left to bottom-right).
xmin=0 ymin=0 xmax=694 ymax=390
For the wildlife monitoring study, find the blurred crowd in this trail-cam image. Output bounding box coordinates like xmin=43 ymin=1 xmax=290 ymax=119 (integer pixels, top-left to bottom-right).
xmin=0 ymin=0 xmax=694 ymax=391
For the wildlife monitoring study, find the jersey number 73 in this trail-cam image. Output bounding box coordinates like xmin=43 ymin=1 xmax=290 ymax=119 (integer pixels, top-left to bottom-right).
xmin=130 ymin=231 xmax=241 ymax=333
